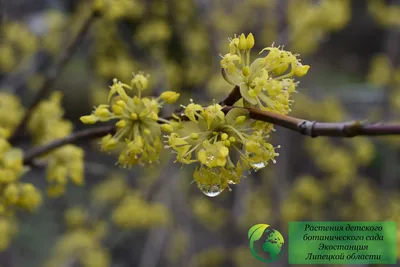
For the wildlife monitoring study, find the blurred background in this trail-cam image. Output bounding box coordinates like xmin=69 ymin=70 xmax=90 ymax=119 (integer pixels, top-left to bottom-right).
xmin=0 ymin=0 xmax=399 ymax=266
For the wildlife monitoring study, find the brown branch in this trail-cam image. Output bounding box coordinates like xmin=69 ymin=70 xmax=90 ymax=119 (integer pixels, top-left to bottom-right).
xmin=23 ymin=125 xmax=114 ymax=165
xmin=9 ymin=10 xmax=98 ymax=144
xmin=219 ymin=85 xmax=240 ymax=106
xmin=23 ymin=106 xmax=400 ymax=166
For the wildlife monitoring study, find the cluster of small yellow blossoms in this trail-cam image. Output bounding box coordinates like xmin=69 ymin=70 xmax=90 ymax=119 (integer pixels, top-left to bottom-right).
xmin=80 ymin=73 xmax=180 ymax=167
xmin=288 ymin=0 xmax=350 ymax=55
xmin=368 ymin=0 xmax=400 ymax=27
xmin=0 ymin=22 xmax=38 ymax=73
xmin=166 ymin=104 xmax=278 ymax=196
xmin=0 ymin=131 xmax=42 ymax=215
xmin=90 ymin=173 xmax=128 ymax=205
xmin=192 ymin=197 xmax=227 ymax=232
xmin=190 ymin=247 xmax=227 ymax=267
xmin=93 ymin=0 xmax=144 ymax=21
xmin=28 ymin=92 xmax=84 ymax=197
xmin=112 ymin=190 xmax=170 ymax=229
xmin=220 ymin=33 xmax=309 ymax=114
xmin=163 ymin=34 xmax=309 ymax=196
xmin=0 ymin=93 xmax=24 ymax=138
xmin=0 ymin=217 xmax=17 ymax=251
xmin=44 ymin=223 xmax=110 ymax=267
xmin=0 ymin=130 xmax=42 ymax=250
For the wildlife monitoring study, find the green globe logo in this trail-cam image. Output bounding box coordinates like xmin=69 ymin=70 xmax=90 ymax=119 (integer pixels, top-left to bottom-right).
xmin=248 ymin=224 xmax=284 ymax=262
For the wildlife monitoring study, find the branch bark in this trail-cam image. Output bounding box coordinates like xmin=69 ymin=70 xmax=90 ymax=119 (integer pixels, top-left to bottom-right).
xmin=22 ymin=106 xmax=400 ymax=166
xmin=9 ymin=10 xmax=98 ymax=144
xmin=23 ymin=125 xmax=114 ymax=165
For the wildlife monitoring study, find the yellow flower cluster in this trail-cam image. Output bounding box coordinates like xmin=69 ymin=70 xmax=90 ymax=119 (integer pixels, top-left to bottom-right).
xmin=93 ymin=0 xmax=145 ymax=21
xmin=189 ymin=247 xmax=227 ymax=267
xmin=0 ymin=130 xmax=42 ymax=251
xmin=164 ymin=34 xmax=308 ymax=196
xmin=0 ymin=93 xmax=24 ymax=138
xmin=166 ymin=103 xmax=279 ymax=196
xmin=0 ymin=132 xmax=42 ymax=216
xmin=28 ymin=92 xmax=84 ymax=197
xmin=44 ymin=228 xmax=110 ymax=267
xmin=40 ymin=10 xmax=67 ymax=55
xmin=28 ymin=92 xmax=72 ymax=143
xmin=167 ymin=230 xmax=189 ymax=264
xmin=90 ymin=173 xmax=128 ymax=205
xmin=46 ymin=145 xmax=84 ymax=197
xmin=135 ymin=19 xmax=172 ymax=48
xmin=288 ymin=0 xmax=350 ymax=54
xmin=93 ymin=21 xmax=137 ymax=82
xmin=367 ymin=54 xmax=393 ymax=88
xmin=220 ymin=33 xmax=309 ymax=114
xmin=112 ymin=191 xmax=170 ymax=229
xmin=64 ymin=207 xmax=89 ymax=229
xmin=0 ymin=22 xmax=38 ymax=72
xmin=192 ymin=197 xmax=227 ymax=232
xmin=238 ymin=188 xmax=272 ymax=230
xmin=0 ymin=217 xmax=17 ymax=251
xmin=80 ymin=73 xmax=180 ymax=167
xmin=368 ymin=0 xmax=400 ymax=27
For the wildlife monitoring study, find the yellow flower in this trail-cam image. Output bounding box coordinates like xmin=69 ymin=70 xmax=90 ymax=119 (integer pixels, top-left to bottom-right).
xmin=81 ymin=73 xmax=180 ymax=167
xmin=165 ymin=102 xmax=279 ymax=195
xmin=220 ymin=34 xmax=309 ymax=114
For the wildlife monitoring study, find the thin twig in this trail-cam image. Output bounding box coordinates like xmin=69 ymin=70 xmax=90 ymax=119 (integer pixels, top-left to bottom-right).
xmin=23 ymin=125 xmax=114 ymax=165
xmin=9 ymin=10 xmax=98 ymax=144
xmin=22 ymin=106 xmax=400 ymax=166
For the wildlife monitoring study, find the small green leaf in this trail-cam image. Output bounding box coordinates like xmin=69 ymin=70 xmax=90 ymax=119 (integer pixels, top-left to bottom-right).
xmin=239 ymin=83 xmax=257 ymax=105
xmin=225 ymin=108 xmax=249 ymax=125
xmin=248 ymin=223 xmax=269 ymax=240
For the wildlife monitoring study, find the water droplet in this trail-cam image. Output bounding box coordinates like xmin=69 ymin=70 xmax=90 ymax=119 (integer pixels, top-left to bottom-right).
xmin=198 ymin=184 xmax=224 ymax=197
xmin=206 ymin=155 xmax=215 ymax=164
xmin=251 ymin=161 xmax=266 ymax=170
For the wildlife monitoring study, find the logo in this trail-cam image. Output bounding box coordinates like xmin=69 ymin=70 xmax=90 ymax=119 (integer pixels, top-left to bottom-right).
xmin=248 ymin=224 xmax=285 ymax=262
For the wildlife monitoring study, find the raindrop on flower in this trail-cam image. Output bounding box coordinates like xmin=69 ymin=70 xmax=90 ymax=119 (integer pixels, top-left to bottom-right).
xmin=198 ymin=183 xmax=224 ymax=197
xmin=251 ymin=161 xmax=266 ymax=170
xmin=206 ymin=155 xmax=215 ymax=164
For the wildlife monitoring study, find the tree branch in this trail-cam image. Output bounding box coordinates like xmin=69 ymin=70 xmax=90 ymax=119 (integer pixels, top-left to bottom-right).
xmin=23 ymin=125 xmax=114 ymax=165
xmin=9 ymin=10 xmax=98 ymax=144
xmin=23 ymin=106 xmax=400 ymax=166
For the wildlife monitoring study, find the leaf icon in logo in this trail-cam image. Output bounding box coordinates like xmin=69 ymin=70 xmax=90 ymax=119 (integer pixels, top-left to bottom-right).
xmin=248 ymin=224 xmax=269 ymax=262
xmin=248 ymin=224 xmax=269 ymax=241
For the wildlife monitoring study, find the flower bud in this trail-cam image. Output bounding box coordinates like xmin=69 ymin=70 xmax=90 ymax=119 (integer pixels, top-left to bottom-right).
xmin=160 ymin=91 xmax=180 ymax=104
xmin=95 ymin=107 xmax=110 ymax=118
xmin=132 ymin=74 xmax=148 ymax=90
xmin=242 ymin=66 xmax=250 ymax=77
xmin=4 ymin=184 xmax=19 ymax=204
xmin=274 ymin=63 xmax=289 ymax=75
xmin=161 ymin=124 xmax=174 ymax=133
xmin=238 ymin=33 xmax=247 ymax=50
xmin=190 ymin=133 xmax=199 ymax=140
xmin=80 ymin=115 xmax=98 ymax=124
xmin=116 ymin=100 xmax=126 ymax=107
xmin=149 ymin=112 xmax=159 ymax=121
xmin=294 ymin=64 xmax=310 ymax=77
xmin=235 ymin=116 xmax=246 ymax=125
xmin=246 ymin=33 xmax=255 ymax=49
xmin=131 ymin=113 xmax=138 ymax=120
xmin=112 ymin=104 xmax=123 ymax=115
xmin=116 ymin=120 xmax=127 ymax=128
